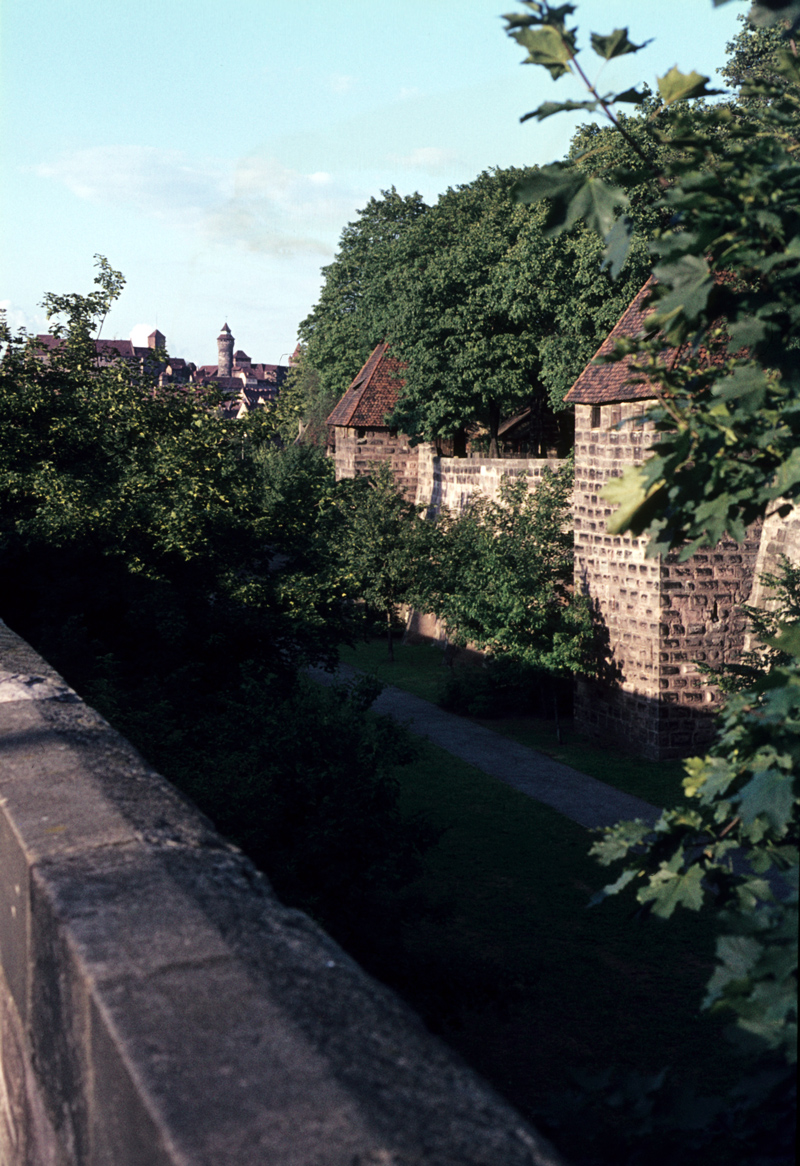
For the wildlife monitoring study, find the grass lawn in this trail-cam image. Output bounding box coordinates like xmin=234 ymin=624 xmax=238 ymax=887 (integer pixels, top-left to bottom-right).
xmin=340 ymin=637 xmax=448 ymax=703
xmin=336 ymin=637 xmax=743 ymax=1155
xmin=339 ymin=638 xmax=689 ymax=808
xmin=388 ymin=734 xmax=737 ymax=1146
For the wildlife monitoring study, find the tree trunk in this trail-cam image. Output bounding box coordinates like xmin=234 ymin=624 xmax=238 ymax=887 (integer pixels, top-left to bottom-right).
xmin=387 ymin=610 xmax=394 ymax=662
xmin=488 ymin=399 xmax=501 ymax=459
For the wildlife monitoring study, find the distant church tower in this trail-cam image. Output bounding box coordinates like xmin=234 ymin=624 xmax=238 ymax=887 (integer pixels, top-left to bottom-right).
xmin=217 ymin=323 xmax=234 ymax=377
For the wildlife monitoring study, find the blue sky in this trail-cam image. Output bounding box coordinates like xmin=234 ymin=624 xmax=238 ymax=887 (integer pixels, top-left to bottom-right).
xmin=1 ymin=1 xmax=749 ymax=365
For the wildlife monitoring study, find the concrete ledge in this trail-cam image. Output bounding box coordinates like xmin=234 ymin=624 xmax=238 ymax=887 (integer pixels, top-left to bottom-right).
xmin=0 ymin=620 xmax=562 ymax=1165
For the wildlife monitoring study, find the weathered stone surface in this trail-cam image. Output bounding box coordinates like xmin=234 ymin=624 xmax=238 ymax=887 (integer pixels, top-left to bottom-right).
xmin=0 ymin=977 xmax=67 ymax=1166
xmin=330 ymin=434 xmax=566 ymax=517
xmin=415 ymin=447 xmax=565 ymax=518
xmin=0 ymin=619 xmax=564 ymax=1166
xmin=332 ymin=427 xmax=420 ymax=502
xmin=572 ymin=402 xmax=764 ymax=759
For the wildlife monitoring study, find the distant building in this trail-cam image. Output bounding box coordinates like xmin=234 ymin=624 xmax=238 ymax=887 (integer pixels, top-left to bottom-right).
xmin=32 ymin=328 xmax=166 ymax=371
xmin=33 ymin=323 xmax=289 ymax=419
xmin=191 ymin=324 xmax=289 ymax=419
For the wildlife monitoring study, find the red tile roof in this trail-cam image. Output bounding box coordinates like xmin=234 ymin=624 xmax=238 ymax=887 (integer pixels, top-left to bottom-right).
xmin=214 ymin=376 xmax=245 ymax=393
xmin=565 ymin=278 xmax=735 ymax=405
xmin=250 ymin=363 xmax=287 ymax=384
xmin=564 ymin=280 xmax=661 ymax=404
xmin=34 ymin=335 xmax=153 ymax=363
xmin=327 ymin=343 xmax=406 ymax=428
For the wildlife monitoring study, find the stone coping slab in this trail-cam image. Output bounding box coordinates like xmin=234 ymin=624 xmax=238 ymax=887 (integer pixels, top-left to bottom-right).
xmin=0 ymin=619 xmax=563 ymax=1166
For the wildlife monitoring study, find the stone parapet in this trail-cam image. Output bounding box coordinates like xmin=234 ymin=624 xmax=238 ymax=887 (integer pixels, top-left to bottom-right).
xmin=331 ymin=427 xmax=419 ymax=502
xmin=415 ymin=448 xmax=565 ymax=518
xmin=0 ymin=619 xmax=562 ymax=1166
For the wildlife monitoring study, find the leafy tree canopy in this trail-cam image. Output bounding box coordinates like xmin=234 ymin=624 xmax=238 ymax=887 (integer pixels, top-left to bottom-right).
xmin=297 ymin=187 xmax=429 ymax=406
xmin=0 ymin=262 xmax=435 ymax=959
xmin=413 ymin=461 xmax=592 ymax=674
xmin=331 ymin=461 xmax=430 ymax=659
xmin=503 ymin=0 xmax=799 ymax=1083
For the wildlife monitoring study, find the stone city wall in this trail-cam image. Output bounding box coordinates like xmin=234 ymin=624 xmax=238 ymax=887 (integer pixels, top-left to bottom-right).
xmin=573 ymin=401 xmax=765 ymax=759
xmin=415 ymin=446 xmax=566 ymax=518
xmin=744 ymin=497 xmax=800 ymax=645
xmin=331 ymin=426 xmax=419 ymax=502
xmin=330 ymin=431 xmax=566 ymax=517
xmin=0 ymin=619 xmax=562 ymax=1166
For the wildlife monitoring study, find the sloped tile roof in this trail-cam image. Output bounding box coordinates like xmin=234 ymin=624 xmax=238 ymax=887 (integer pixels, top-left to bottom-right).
xmin=34 ymin=335 xmax=137 ymax=359
xmin=215 ymin=376 xmax=245 ymax=393
xmin=498 ymin=405 xmax=533 ymax=438
xmin=250 ymin=363 xmax=288 ymax=385
xmin=327 ymin=342 xmax=406 ymax=428
xmin=565 ymin=280 xmax=661 ymax=404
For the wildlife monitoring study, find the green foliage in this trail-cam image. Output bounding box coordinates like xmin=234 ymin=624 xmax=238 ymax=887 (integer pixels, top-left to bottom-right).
xmin=384 ymin=165 xmax=651 ymax=438
xmin=386 ymin=168 xmax=551 ymax=450
xmin=591 ymin=642 xmax=799 ymax=1062
xmin=535 ymin=1059 xmax=796 ymax=1166
xmin=504 ymin=0 xmax=799 ymax=1098
xmin=507 ymin=5 xmax=800 ymax=551
xmin=415 ymin=462 xmax=593 ymax=676
xmin=3 ymin=315 xmax=254 ymax=581
xmin=297 ymin=187 xmax=429 ymax=408
xmin=722 ymin=13 xmax=791 ymax=96
xmin=514 ymin=164 xmax=628 ymax=242
xmin=438 ymin=655 xmax=572 ymax=719
xmin=0 ymin=265 xmax=434 ymax=953
xmin=272 ymin=346 xmax=333 ymax=446
xmin=331 ymin=461 xmax=430 ymax=658
xmin=41 ymin=253 xmax=126 ymax=347
xmin=301 ymin=164 xmax=651 ymax=442
xmin=702 ymin=555 xmax=800 ymax=693
xmin=149 ymin=667 xmax=436 ymax=952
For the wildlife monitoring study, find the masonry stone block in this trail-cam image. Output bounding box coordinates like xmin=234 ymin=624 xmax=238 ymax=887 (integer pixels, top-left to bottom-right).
xmin=571 ymin=401 xmax=765 ymax=758
xmin=0 ymin=621 xmax=562 ymax=1166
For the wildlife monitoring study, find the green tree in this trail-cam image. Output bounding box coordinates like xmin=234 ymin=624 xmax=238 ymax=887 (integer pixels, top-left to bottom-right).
xmin=0 ymin=263 xmax=434 ymax=958
xmin=273 ymin=345 xmax=331 ymax=447
xmin=299 ymin=168 xmax=653 ymax=455
xmin=721 ymin=11 xmax=791 ymax=96
xmin=332 ymin=461 xmax=430 ymax=660
xmin=387 ymin=169 xmax=549 ymax=455
xmin=416 ymin=462 xmax=591 ymax=676
xmin=298 ymin=187 xmax=428 ymax=409
xmin=386 ymin=166 xmax=651 ymax=452
xmin=503 ymin=0 xmax=798 ymax=1080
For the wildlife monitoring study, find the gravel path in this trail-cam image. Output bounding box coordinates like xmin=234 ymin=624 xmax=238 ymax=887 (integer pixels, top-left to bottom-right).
xmin=310 ymin=665 xmax=659 ymax=830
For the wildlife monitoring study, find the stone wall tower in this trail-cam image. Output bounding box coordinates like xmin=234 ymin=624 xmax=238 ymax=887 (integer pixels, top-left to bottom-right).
xmin=217 ymin=323 xmax=234 ymax=377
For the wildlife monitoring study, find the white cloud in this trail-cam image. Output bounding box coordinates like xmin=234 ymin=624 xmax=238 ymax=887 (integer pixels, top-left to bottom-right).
xmin=329 ymin=73 xmax=355 ymax=94
xmin=386 ymin=146 xmax=459 ymax=174
xmin=0 ymin=300 xmax=47 ymax=336
xmin=206 ymin=155 xmax=362 ymax=255
xmin=129 ymin=323 xmax=157 ymax=347
xmin=34 ymin=146 xmax=225 ymax=229
xmin=33 ymin=147 xmax=364 ymax=257
xmin=399 ymin=86 xmax=421 ymax=100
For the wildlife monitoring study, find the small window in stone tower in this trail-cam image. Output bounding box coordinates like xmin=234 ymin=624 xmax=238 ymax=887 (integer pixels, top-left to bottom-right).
xmin=591 ymin=405 xmax=602 ymax=429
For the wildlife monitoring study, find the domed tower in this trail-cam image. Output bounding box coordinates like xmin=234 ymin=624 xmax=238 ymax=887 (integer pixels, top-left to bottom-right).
xmin=217 ymin=323 xmax=234 ymax=378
